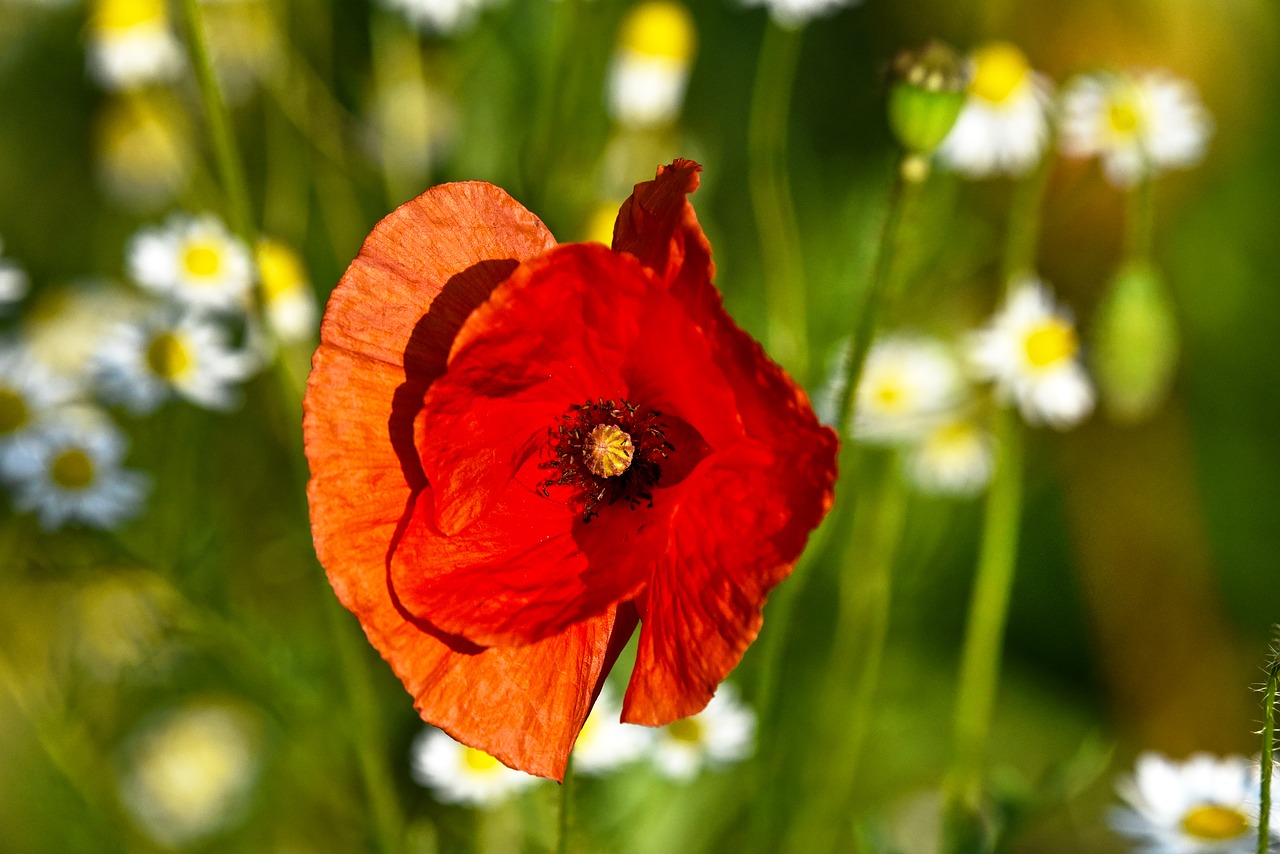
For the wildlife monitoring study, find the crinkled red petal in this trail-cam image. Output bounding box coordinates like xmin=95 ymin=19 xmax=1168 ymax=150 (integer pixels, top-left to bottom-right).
xmin=613 ymin=161 xmax=840 ymax=723
xmin=305 ymin=182 xmax=632 ymax=779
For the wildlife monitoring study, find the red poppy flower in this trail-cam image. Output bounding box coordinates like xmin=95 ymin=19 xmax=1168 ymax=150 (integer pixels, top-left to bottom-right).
xmin=303 ymin=160 xmax=837 ymax=780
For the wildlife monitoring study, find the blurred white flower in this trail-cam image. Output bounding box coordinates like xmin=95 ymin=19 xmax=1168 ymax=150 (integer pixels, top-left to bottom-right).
xmin=854 ymin=334 xmax=965 ymax=444
xmin=255 ymin=239 xmax=317 ymax=343
xmin=652 ymin=683 xmax=755 ymax=782
xmin=127 ymin=213 xmax=254 ymax=313
xmin=95 ymin=92 xmax=193 ymax=212
xmin=969 ymin=277 xmax=1094 ymax=429
xmin=94 ymin=307 xmax=255 ymax=415
xmin=737 ymin=0 xmax=857 ymax=29
xmin=119 ymin=700 xmax=264 ymax=848
xmin=3 ymin=404 xmax=148 ymax=530
xmin=0 ymin=239 xmax=30 ymax=309
xmin=938 ymin=41 xmax=1053 ymax=179
xmin=0 ymin=343 xmax=79 ymax=473
xmin=86 ymin=0 xmax=184 ymax=90
xmin=571 ymin=685 xmax=653 ymax=776
xmin=410 ymin=729 xmax=539 ymax=806
xmin=24 ymin=282 xmax=149 ymax=385
xmin=368 ymin=74 xmax=459 ymax=182
xmin=607 ymin=1 xmax=696 ymax=129
xmin=907 ymin=417 xmax=994 ymax=497
xmin=1059 ymin=70 xmax=1212 ymax=188
xmin=376 ymin=0 xmax=498 ymax=35
xmin=1110 ymin=752 xmax=1275 ymax=853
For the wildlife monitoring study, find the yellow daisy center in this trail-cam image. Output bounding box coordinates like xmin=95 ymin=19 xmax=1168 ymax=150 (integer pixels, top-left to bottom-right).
xmin=96 ymin=0 xmax=168 ymax=32
xmin=0 ymin=387 xmax=29 ymax=434
xmin=869 ymin=374 xmax=910 ymax=413
xmin=182 ymin=241 xmax=223 ymax=279
xmin=933 ymin=421 xmax=977 ymax=449
xmin=255 ymin=239 xmax=306 ymax=303
xmin=969 ymin=42 xmax=1031 ymax=105
xmin=584 ymin=423 xmax=635 ymax=479
xmin=462 ymin=748 xmax=501 ymax=774
xmin=1180 ymin=804 xmax=1249 ymax=840
xmin=1023 ymin=320 xmax=1077 ymax=368
xmin=1106 ymin=90 xmax=1145 ymax=136
xmin=666 ymin=717 xmax=703 ymax=744
xmin=51 ymin=448 xmax=96 ymax=490
xmin=146 ymin=332 xmax=192 ymax=380
xmin=619 ymin=1 xmax=696 ymax=62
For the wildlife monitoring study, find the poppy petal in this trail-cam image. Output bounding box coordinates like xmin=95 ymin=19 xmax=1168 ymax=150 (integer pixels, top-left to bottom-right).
xmin=620 ymin=441 xmax=831 ymax=724
xmin=389 ymin=456 xmax=672 ymax=647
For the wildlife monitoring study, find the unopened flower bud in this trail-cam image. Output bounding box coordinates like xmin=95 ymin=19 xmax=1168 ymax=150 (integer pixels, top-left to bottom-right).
xmin=1091 ymin=260 xmax=1179 ymax=423
xmin=887 ymin=40 xmax=968 ymax=165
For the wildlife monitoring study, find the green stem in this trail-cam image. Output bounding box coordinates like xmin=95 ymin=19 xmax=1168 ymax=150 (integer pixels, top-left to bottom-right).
xmin=557 ymin=753 xmax=575 ymax=854
xmin=747 ymin=21 xmax=808 ymax=381
xmin=1125 ymin=176 xmax=1156 ymax=264
xmin=324 ymin=593 xmax=405 ymax=854
xmin=1000 ymin=156 xmax=1052 ymax=283
xmin=834 ymin=163 xmax=913 ymax=440
xmin=1261 ymin=634 xmax=1278 ymax=854
xmin=940 ymin=405 xmax=1024 ymax=852
xmin=177 ymin=0 xmax=254 ymax=243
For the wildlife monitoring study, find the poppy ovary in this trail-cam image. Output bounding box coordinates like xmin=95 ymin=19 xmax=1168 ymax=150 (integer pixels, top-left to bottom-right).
xmin=539 ymin=398 xmax=674 ymax=522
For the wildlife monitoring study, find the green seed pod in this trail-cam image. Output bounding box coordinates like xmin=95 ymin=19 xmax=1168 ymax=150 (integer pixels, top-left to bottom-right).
xmin=1091 ymin=260 xmax=1180 ymax=423
xmin=887 ymin=40 xmax=967 ymax=158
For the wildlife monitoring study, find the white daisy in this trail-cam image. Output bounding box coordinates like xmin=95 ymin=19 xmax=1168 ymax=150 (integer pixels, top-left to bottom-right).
xmin=0 ymin=343 xmax=79 ymax=474
xmin=938 ymin=41 xmax=1054 ymax=179
xmin=969 ymin=277 xmax=1094 ymax=429
xmin=1110 ymin=752 xmax=1276 ymax=853
xmin=907 ymin=417 xmax=994 ymax=497
xmin=410 ymin=729 xmax=540 ymax=807
xmin=651 ymin=684 xmax=756 ymax=782
xmin=737 ymin=0 xmax=857 ymax=30
xmin=86 ymin=0 xmax=185 ymax=91
xmin=94 ymin=307 xmax=255 ymax=415
xmin=95 ymin=92 xmax=193 ymax=212
xmin=3 ymin=405 xmax=148 ymax=530
xmin=854 ymin=334 xmax=965 ymax=444
xmin=119 ymin=700 xmax=263 ymax=848
xmin=1059 ymin=69 xmax=1213 ymax=188
xmin=571 ymin=685 xmax=653 ymax=776
xmin=607 ymin=1 xmax=696 ymax=129
xmin=0 ymin=239 xmax=29 ymax=309
xmin=376 ymin=0 xmax=498 ymax=35
xmin=255 ymin=239 xmax=318 ymax=343
xmin=127 ymin=214 xmax=254 ymax=313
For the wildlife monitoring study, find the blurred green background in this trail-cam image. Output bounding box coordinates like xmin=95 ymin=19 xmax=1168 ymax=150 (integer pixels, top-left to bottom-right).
xmin=1 ymin=0 xmax=1278 ymax=850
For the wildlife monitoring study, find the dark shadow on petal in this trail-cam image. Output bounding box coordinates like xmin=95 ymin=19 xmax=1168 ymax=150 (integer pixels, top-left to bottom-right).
xmin=381 ymin=257 xmax=522 ymax=655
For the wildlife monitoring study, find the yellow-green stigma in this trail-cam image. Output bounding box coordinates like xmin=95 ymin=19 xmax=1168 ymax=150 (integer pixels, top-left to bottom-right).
xmin=1180 ymin=804 xmax=1249 ymax=840
xmin=51 ymin=448 xmax=96 ymax=490
xmin=584 ymin=423 xmax=635 ymax=478
xmin=0 ymin=387 xmax=29 ymax=435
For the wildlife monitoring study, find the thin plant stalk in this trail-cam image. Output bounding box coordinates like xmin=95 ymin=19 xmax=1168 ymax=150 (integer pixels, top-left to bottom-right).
xmin=1125 ymin=175 xmax=1156 ymax=263
xmin=939 ymin=165 xmax=1050 ymax=850
xmin=1261 ymin=634 xmax=1278 ymax=854
xmin=557 ymin=754 xmax=575 ymax=854
xmin=177 ymin=0 xmax=254 ymax=244
xmin=940 ymin=404 xmax=1024 ymax=849
xmin=747 ymin=21 xmax=808 ymax=380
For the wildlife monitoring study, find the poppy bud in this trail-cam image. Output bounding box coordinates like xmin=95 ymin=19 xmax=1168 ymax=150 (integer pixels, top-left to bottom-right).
xmin=1091 ymin=260 xmax=1179 ymax=423
xmin=887 ymin=40 xmax=968 ymax=176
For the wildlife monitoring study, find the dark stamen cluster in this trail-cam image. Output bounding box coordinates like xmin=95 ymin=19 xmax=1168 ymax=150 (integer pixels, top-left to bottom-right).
xmin=539 ymin=398 xmax=674 ymax=522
